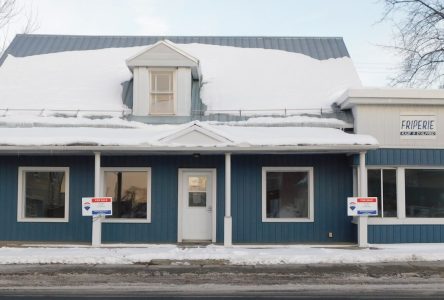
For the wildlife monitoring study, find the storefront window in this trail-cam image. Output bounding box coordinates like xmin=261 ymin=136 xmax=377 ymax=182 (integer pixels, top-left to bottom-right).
xmin=405 ymin=169 xmax=444 ymax=218
xmin=263 ymin=167 xmax=313 ymax=221
xmin=367 ymin=169 xmax=397 ymax=217
xmin=103 ymin=170 xmax=149 ymax=219
xmin=18 ymin=167 xmax=69 ymax=222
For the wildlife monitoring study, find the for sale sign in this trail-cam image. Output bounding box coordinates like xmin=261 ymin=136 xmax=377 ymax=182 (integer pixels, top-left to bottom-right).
xmin=82 ymin=197 xmax=113 ymax=216
xmin=347 ymin=197 xmax=378 ymax=216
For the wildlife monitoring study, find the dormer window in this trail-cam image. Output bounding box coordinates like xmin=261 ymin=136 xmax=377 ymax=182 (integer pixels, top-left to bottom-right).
xmin=150 ymin=69 xmax=176 ymax=115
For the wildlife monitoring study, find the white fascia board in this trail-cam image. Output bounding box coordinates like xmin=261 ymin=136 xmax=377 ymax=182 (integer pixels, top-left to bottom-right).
xmin=126 ymin=40 xmax=199 ymax=67
xmin=338 ymin=88 xmax=444 ymax=110
xmin=0 ymin=144 xmax=379 ymax=154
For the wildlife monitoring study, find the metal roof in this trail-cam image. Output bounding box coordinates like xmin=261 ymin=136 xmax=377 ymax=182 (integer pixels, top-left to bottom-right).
xmin=0 ymin=34 xmax=350 ymax=65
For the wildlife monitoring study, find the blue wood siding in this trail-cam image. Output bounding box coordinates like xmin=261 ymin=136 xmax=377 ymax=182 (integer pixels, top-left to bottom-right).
xmin=357 ymin=149 xmax=444 ymax=166
xmin=100 ymin=155 xmax=225 ymax=243
xmin=232 ymin=154 xmax=356 ymax=243
xmin=369 ymin=225 xmax=444 ymax=243
xmin=364 ymin=149 xmax=444 ymax=243
xmin=0 ymin=156 xmax=94 ymax=242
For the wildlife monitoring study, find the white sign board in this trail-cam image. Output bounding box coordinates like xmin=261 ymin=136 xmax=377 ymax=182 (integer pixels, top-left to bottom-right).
xmin=400 ymin=115 xmax=436 ymax=139
xmin=82 ymin=197 xmax=113 ymax=216
xmin=347 ymin=197 xmax=378 ymax=216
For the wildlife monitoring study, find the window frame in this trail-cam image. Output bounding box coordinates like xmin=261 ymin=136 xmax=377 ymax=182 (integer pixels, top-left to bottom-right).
xmin=148 ymin=68 xmax=177 ymax=116
xmin=366 ymin=166 xmax=398 ymax=218
xmin=17 ymin=166 xmax=70 ymax=223
xmin=366 ymin=165 xmax=444 ymax=225
xmin=100 ymin=167 xmax=152 ymax=223
xmin=261 ymin=166 xmax=314 ymax=223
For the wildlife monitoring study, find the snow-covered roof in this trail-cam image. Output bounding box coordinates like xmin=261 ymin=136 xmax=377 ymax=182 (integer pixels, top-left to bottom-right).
xmin=0 ymin=121 xmax=377 ymax=152
xmin=0 ymin=42 xmax=361 ymax=115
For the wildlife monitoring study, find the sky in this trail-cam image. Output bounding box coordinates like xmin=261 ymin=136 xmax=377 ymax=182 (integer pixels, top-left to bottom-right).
xmin=3 ymin=0 xmax=401 ymax=87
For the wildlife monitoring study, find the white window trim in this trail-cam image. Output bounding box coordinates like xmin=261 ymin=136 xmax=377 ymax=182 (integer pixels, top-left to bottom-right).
xmin=367 ymin=165 xmax=444 ymax=225
xmin=17 ymin=166 xmax=70 ymax=223
xmin=262 ymin=166 xmax=314 ymax=223
xmin=148 ymin=68 xmax=177 ymax=116
xmin=100 ymin=167 xmax=152 ymax=223
xmin=366 ymin=166 xmax=397 ymax=218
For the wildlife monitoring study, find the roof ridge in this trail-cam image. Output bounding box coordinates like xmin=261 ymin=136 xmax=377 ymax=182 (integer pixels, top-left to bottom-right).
xmin=15 ymin=33 xmax=345 ymax=40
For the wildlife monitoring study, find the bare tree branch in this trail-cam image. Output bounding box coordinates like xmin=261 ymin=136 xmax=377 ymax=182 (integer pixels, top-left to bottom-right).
xmin=381 ymin=0 xmax=444 ymax=87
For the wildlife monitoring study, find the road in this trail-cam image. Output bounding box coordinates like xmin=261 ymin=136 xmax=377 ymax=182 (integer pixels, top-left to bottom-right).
xmin=0 ymin=262 xmax=443 ymax=299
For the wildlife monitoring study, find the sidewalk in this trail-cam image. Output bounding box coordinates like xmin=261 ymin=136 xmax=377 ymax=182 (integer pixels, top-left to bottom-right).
xmin=0 ymin=243 xmax=442 ymax=265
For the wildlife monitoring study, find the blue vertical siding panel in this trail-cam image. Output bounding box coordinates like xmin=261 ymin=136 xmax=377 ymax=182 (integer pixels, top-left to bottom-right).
xmin=0 ymin=156 xmax=93 ymax=242
xmin=232 ymin=154 xmax=355 ymax=243
xmin=365 ymin=149 xmax=444 ymax=243
xmin=100 ymin=155 xmax=225 ymax=243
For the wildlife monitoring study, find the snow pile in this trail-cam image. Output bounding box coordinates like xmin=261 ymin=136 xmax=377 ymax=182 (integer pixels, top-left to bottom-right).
xmin=0 ymin=114 xmax=149 ymax=128
xmin=0 ymin=42 xmax=361 ymax=116
xmin=0 ymin=244 xmax=443 ymax=265
xmin=214 ymin=116 xmax=352 ymax=128
xmin=0 ymin=121 xmax=377 ymax=147
xmin=0 ymin=46 xmax=144 ymax=112
xmin=179 ymin=43 xmax=362 ymax=113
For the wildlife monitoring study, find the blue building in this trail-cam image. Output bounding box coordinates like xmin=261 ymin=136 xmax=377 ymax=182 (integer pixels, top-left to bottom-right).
xmin=0 ymin=34 xmax=442 ymax=246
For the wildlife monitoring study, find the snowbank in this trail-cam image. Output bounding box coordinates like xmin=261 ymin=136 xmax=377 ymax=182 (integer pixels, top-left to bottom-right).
xmin=0 ymin=244 xmax=442 ymax=265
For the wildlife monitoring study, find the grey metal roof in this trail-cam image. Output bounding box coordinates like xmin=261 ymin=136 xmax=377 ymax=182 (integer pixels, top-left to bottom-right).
xmin=0 ymin=34 xmax=350 ymax=65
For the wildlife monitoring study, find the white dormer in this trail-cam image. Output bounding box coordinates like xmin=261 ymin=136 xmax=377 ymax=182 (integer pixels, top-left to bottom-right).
xmin=126 ymin=40 xmax=199 ymax=117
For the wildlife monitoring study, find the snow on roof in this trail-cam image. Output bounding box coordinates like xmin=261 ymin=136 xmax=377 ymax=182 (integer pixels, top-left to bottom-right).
xmin=0 ymin=42 xmax=361 ymax=116
xmin=0 ymin=46 xmax=144 ymax=114
xmin=0 ymin=121 xmax=377 ymax=149
xmin=178 ymin=43 xmax=362 ymax=113
xmin=210 ymin=116 xmax=352 ymax=128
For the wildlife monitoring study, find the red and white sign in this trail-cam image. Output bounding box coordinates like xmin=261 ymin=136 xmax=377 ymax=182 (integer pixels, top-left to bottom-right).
xmin=82 ymin=197 xmax=113 ymax=216
xmin=347 ymin=197 xmax=378 ymax=216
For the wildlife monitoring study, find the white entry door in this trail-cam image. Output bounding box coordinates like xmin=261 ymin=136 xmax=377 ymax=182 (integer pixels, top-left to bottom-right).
xmin=179 ymin=169 xmax=215 ymax=242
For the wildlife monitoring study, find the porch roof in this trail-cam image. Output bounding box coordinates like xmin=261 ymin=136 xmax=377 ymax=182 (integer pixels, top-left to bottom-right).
xmin=0 ymin=121 xmax=378 ymax=154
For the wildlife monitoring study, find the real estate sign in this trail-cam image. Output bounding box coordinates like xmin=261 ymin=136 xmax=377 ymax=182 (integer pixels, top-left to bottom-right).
xmin=347 ymin=197 xmax=378 ymax=216
xmin=82 ymin=197 xmax=113 ymax=216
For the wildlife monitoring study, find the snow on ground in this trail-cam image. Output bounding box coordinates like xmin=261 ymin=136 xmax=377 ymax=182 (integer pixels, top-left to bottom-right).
xmin=0 ymin=42 xmax=361 ymax=116
xmin=0 ymin=244 xmax=442 ymax=265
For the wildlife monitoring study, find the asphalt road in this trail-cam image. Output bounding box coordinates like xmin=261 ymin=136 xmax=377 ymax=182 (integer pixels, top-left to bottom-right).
xmin=0 ymin=262 xmax=443 ymax=299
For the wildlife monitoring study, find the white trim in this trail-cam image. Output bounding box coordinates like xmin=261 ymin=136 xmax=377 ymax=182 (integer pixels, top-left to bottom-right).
xmin=126 ymin=40 xmax=199 ymax=66
xmin=261 ymin=166 xmax=314 ymax=223
xmin=160 ymin=123 xmax=234 ymax=144
xmin=149 ymin=69 xmax=177 ymax=116
xmin=17 ymin=166 xmax=70 ymax=223
xmin=100 ymin=167 xmax=152 ymax=223
xmin=177 ymin=168 xmax=217 ymax=243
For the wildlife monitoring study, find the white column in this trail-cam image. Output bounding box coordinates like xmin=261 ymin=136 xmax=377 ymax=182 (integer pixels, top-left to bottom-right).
xmin=92 ymin=152 xmax=102 ymax=247
xmin=357 ymin=151 xmax=368 ymax=248
xmin=224 ymin=153 xmax=232 ymax=246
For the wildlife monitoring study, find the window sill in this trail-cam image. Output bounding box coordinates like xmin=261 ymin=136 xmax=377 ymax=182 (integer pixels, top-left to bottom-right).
xmin=102 ymin=218 xmax=151 ymax=224
xmin=366 ymin=218 xmax=444 ymax=225
xmin=262 ymin=217 xmax=314 ymax=223
xmin=17 ymin=218 xmax=69 ymax=223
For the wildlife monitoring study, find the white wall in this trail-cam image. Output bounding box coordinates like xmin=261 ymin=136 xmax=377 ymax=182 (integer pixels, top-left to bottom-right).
xmin=354 ymin=104 xmax=444 ymax=148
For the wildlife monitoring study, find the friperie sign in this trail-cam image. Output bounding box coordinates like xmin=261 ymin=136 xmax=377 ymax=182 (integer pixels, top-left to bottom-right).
xmin=347 ymin=197 xmax=378 ymax=216
xmin=82 ymin=197 xmax=113 ymax=216
xmin=400 ymin=115 xmax=436 ymax=139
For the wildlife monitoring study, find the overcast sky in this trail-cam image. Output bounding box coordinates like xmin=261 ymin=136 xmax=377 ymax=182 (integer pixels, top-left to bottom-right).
xmin=4 ymin=0 xmax=400 ymax=87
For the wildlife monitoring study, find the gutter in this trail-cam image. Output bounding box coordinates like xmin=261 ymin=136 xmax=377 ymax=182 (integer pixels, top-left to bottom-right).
xmin=0 ymin=144 xmax=379 ymax=155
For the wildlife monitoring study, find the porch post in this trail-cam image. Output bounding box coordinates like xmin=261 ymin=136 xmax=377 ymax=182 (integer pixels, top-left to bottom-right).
xmin=224 ymin=153 xmax=232 ymax=246
xmin=357 ymin=151 xmax=368 ymax=248
xmin=92 ymin=152 xmax=102 ymax=247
